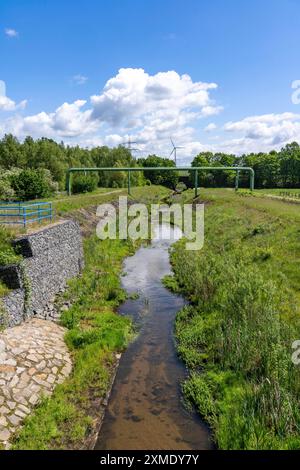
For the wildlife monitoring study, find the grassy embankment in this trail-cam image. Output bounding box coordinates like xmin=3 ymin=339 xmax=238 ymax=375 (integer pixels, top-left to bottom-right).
xmin=5 ymin=185 xmax=170 ymax=449
xmin=0 ymin=186 xmax=168 ymax=291
xmin=240 ymin=188 xmax=300 ymax=203
xmin=0 ymin=226 xmax=22 ymax=300
xmin=0 ymin=189 xmax=127 ymax=302
xmin=164 ymin=188 xmax=300 ymax=450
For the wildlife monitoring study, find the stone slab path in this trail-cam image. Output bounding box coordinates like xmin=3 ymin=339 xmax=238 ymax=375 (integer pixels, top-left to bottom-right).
xmin=0 ymin=319 xmax=72 ymax=448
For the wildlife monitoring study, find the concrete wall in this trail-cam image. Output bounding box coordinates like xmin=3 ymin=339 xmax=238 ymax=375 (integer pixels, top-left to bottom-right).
xmin=0 ymin=220 xmax=84 ymax=327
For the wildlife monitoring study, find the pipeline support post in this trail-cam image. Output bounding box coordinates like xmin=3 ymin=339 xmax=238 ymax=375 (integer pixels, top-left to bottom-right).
xmin=23 ymin=206 xmax=26 ymax=229
xmin=128 ymin=170 xmax=131 ymax=196
xmin=67 ymin=171 xmax=72 ymax=196
xmin=250 ymin=169 xmax=255 ymax=191
xmin=235 ymin=170 xmax=240 ymax=191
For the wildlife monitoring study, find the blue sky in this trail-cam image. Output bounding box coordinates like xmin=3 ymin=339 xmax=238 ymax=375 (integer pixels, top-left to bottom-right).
xmin=1 ymin=0 xmax=300 ymax=161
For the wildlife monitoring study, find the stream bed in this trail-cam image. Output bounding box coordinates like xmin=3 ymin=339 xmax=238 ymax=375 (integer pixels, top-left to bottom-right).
xmin=95 ymin=224 xmax=212 ymax=450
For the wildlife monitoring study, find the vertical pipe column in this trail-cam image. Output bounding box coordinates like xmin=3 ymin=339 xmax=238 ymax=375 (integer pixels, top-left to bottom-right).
xmin=23 ymin=206 xmax=26 ymax=228
xmin=67 ymin=171 xmax=72 ymax=196
xmin=250 ymin=170 xmax=254 ymax=191
xmin=235 ymin=170 xmax=240 ymax=191
xmin=194 ymin=169 xmax=198 ymax=198
xmin=128 ymin=170 xmax=131 ymax=195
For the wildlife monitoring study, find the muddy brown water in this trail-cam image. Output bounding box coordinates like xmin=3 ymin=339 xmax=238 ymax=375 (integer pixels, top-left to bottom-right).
xmin=95 ymin=225 xmax=212 ymax=450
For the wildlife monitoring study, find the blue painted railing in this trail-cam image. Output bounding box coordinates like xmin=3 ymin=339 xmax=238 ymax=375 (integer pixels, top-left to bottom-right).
xmin=0 ymin=201 xmax=53 ymax=227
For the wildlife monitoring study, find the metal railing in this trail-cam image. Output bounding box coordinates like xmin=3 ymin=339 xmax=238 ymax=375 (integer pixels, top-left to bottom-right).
xmin=0 ymin=201 xmax=53 ymax=227
xmin=279 ymin=191 xmax=300 ymax=199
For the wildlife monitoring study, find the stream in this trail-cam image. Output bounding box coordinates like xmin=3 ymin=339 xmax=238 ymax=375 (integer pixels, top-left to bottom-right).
xmin=95 ymin=224 xmax=212 ymax=450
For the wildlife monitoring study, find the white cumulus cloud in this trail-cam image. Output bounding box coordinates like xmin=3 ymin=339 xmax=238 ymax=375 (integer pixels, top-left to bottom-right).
xmin=91 ymin=68 xmax=221 ymax=127
xmin=222 ymin=112 xmax=300 ymax=153
xmin=205 ymin=123 xmax=217 ymax=132
xmin=0 ymin=80 xmax=27 ymax=111
xmin=3 ymin=69 xmax=300 ymax=159
xmin=19 ymin=100 xmax=97 ymax=138
xmin=5 ymin=28 xmax=18 ymax=37
xmin=0 ymin=69 xmax=221 ymax=161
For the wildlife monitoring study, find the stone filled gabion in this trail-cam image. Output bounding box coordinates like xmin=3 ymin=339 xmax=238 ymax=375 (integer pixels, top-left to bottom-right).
xmin=1 ymin=220 xmax=84 ymax=327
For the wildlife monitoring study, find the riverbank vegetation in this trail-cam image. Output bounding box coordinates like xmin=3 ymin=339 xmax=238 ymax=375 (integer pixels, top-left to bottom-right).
xmin=49 ymin=184 xmax=170 ymax=216
xmin=11 ymin=236 xmax=135 ymax=449
xmin=1 ymin=180 xmax=300 ymax=449
xmin=166 ymin=189 xmax=300 ymax=449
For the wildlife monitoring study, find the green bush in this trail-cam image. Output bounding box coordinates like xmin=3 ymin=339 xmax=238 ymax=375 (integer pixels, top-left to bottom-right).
xmin=0 ymin=225 xmax=20 ymax=267
xmin=0 ymin=247 xmax=20 ymax=266
xmin=71 ymin=173 xmax=99 ymax=194
xmin=141 ymin=155 xmax=179 ymax=189
xmin=0 ymin=167 xmax=22 ymax=201
xmin=11 ymin=168 xmax=56 ymax=200
xmin=175 ymin=182 xmax=187 ymax=193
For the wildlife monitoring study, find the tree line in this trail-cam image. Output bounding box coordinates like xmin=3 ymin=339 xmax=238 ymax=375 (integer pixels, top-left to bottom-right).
xmin=0 ymin=134 xmax=144 ymax=200
xmin=0 ymin=134 xmax=299 ymax=200
xmin=191 ymin=142 xmax=300 ymax=188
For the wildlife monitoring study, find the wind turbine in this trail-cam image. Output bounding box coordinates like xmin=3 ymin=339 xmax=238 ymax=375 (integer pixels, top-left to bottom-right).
xmin=169 ymin=138 xmax=184 ymax=166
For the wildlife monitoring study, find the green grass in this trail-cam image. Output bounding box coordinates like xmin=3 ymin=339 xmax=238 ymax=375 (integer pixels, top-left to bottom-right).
xmin=0 ymin=225 xmax=20 ymax=265
xmin=129 ymin=185 xmax=171 ymax=204
xmin=238 ymin=187 xmax=300 ymax=201
xmin=8 ymin=184 xmax=300 ymax=449
xmin=25 ymin=185 xmax=170 ymax=216
xmin=166 ymin=188 xmax=300 ymax=450
xmin=255 ymin=188 xmax=300 ymax=195
xmin=0 ymin=183 xmax=170 ymax=269
xmin=52 ymin=188 xmax=125 ymax=215
xmin=0 ymin=281 xmax=9 ymax=297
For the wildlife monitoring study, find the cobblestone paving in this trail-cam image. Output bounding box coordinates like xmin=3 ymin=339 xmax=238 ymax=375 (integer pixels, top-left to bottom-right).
xmin=0 ymin=319 xmax=72 ymax=448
